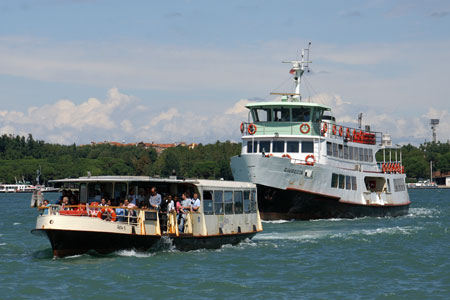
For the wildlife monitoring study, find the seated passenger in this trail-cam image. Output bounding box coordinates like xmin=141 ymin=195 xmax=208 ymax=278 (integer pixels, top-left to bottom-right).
xmin=99 ymin=198 xmax=108 ymax=206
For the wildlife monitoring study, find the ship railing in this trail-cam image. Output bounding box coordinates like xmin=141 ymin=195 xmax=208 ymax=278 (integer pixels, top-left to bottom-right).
xmin=239 ymin=121 xmax=382 ymax=145
xmin=320 ymin=122 xmax=382 ymax=145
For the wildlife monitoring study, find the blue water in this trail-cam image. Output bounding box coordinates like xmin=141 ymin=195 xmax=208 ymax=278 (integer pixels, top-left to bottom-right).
xmin=0 ymin=190 xmax=448 ymax=299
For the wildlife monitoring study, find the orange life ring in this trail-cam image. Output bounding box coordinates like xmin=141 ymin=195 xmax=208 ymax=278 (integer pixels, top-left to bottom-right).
xmin=240 ymin=122 xmax=244 ymax=133
xmin=332 ymin=125 xmax=337 ymax=135
xmin=305 ymin=155 xmax=315 ymax=166
xmin=300 ymin=123 xmax=310 ymax=134
xmin=97 ymin=207 xmax=116 ymax=222
xmin=339 ymin=126 xmax=343 ymax=136
xmin=322 ymin=123 xmax=328 ymax=134
xmin=282 ymin=154 xmax=291 ymax=159
xmin=247 ymin=123 xmax=257 ymax=135
xmin=381 ymin=163 xmax=386 ymax=173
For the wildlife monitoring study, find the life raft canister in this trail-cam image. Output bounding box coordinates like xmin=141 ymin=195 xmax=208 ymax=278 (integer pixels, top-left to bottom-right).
xmin=247 ymin=123 xmax=257 ymax=135
xmin=332 ymin=124 xmax=337 ymax=135
xmin=300 ymin=123 xmax=310 ymax=134
xmin=305 ymin=154 xmax=315 ymax=166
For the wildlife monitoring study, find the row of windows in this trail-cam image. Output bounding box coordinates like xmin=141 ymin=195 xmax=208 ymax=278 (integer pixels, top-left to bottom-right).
xmin=331 ymin=173 xmax=358 ymax=190
xmin=247 ymin=140 xmax=314 ymax=154
xmin=203 ymin=190 xmax=257 ymax=215
xmin=252 ymin=107 xmax=323 ymax=123
xmin=393 ymin=179 xmax=406 ymax=192
xmin=327 ymin=142 xmax=373 ymax=162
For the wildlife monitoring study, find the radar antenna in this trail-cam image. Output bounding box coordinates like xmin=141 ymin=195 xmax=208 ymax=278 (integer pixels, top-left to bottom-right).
xmin=358 ymin=113 xmax=363 ymax=129
xmin=282 ymin=42 xmax=312 ymax=102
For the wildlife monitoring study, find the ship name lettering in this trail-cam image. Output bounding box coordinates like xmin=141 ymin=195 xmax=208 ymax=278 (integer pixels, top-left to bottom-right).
xmin=284 ymin=168 xmax=303 ymax=175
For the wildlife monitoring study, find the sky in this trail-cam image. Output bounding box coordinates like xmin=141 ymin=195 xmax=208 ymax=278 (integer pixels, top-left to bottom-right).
xmin=0 ymin=0 xmax=449 ymax=145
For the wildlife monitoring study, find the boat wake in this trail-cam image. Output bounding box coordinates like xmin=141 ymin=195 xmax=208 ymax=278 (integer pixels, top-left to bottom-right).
xmin=406 ymin=207 xmax=440 ymax=218
xmin=114 ymin=250 xmax=156 ymax=258
xmin=262 ymin=220 xmax=294 ymax=224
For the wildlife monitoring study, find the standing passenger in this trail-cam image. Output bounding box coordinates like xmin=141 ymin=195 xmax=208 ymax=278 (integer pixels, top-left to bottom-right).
xmin=191 ymin=193 xmax=201 ymax=212
xmin=149 ymin=187 xmax=162 ymax=210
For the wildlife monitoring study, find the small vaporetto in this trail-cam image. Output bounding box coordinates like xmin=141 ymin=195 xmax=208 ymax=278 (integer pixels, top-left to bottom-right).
xmin=31 ymin=176 xmax=262 ymax=257
xmin=231 ymin=44 xmax=410 ymax=220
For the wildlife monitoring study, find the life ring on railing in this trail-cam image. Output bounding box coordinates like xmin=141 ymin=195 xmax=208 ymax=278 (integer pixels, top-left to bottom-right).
xmin=97 ymin=207 xmax=117 ymax=222
xmin=282 ymin=154 xmax=291 ymax=159
xmin=240 ymin=122 xmax=244 ymax=133
xmin=322 ymin=123 xmax=328 ymax=134
xmin=305 ymin=155 xmax=315 ymax=166
xmin=265 ymin=153 xmax=273 ymax=157
xmin=381 ymin=163 xmax=386 ymax=173
xmin=332 ymin=124 xmax=337 ymax=135
xmin=247 ymin=123 xmax=257 ymax=135
xmin=345 ymin=128 xmax=350 ymax=138
xmin=300 ymin=123 xmax=310 ymax=134
xmin=339 ymin=126 xmax=343 ymax=136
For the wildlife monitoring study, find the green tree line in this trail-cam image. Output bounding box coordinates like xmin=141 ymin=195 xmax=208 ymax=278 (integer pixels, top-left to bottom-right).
xmin=0 ymin=134 xmax=240 ymax=184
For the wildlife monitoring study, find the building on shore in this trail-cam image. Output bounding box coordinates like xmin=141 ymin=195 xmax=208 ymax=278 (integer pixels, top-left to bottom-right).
xmin=88 ymin=141 xmax=198 ymax=154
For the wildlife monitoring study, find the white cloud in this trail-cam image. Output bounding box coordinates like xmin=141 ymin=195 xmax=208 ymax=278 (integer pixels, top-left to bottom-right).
xmin=225 ymin=99 xmax=256 ymax=115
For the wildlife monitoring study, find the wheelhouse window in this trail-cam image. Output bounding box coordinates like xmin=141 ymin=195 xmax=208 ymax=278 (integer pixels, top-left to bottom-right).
xmin=214 ymin=191 xmax=224 ymax=215
xmin=253 ymin=108 xmax=272 ymax=122
xmin=251 ymin=190 xmax=257 ymax=212
xmin=287 ymin=141 xmax=299 ymax=153
xmin=273 ymin=141 xmax=285 ymax=153
xmin=234 ymin=191 xmax=243 ymax=214
xmin=301 ymin=141 xmax=314 ymax=153
xmin=292 ymin=107 xmax=311 ymax=122
xmin=312 ymin=108 xmax=324 ymax=122
xmin=273 ymin=108 xmax=290 ymax=122
xmin=224 ymin=191 xmax=233 ymax=214
xmin=259 ymin=141 xmax=270 ymax=153
xmin=203 ymin=191 xmax=214 ymax=215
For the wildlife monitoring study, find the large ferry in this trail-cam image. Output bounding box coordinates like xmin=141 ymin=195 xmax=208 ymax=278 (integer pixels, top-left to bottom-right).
xmin=231 ymin=45 xmax=410 ymax=220
xmin=32 ymin=176 xmax=262 ymax=257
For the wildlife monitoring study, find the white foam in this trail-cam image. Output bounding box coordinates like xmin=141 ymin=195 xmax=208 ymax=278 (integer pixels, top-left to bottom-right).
xmin=13 ymin=222 xmax=21 ymax=225
xmin=115 ymin=249 xmax=155 ymax=258
xmin=407 ymin=208 xmax=440 ymax=218
xmin=262 ymin=219 xmax=294 ymax=224
xmin=0 ymin=243 xmax=6 ymax=246
xmin=61 ymin=254 xmax=83 ymax=259
xmin=330 ymin=226 xmax=422 ymax=238
xmin=255 ymin=230 xmax=329 ymax=241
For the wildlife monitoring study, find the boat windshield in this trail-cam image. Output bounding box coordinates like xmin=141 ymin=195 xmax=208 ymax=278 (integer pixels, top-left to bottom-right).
xmin=292 ymin=107 xmax=311 ymax=122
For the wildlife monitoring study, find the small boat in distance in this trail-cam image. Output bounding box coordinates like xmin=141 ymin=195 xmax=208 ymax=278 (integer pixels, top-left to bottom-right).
xmin=231 ymin=44 xmax=410 ymax=220
xmin=31 ymin=176 xmax=262 ymax=257
xmin=0 ymin=183 xmax=36 ymax=193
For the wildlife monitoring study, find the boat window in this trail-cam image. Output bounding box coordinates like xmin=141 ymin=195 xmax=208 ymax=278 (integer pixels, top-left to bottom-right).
xmin=79 ymin=183 xmax=87 ymax=204
xmin=234 ymin=191 xmax=243 ymax=214
xmin=368 ymin=149 xmax=373 ymax=162
xmin=338 ymin=144 xmax=343 ymax=158
xmin=214 ymin=191 xmax=224 ymax=215
xmin=359 ymin=148 xmax=364 ymax=161
xmin=253 ymin=108 xmax=271 ymax=122
xmin=203 ymin=190 xmax=214 ymax=215
xmin=352 ymin=176 xmax=357 ymax=190
xmin=349 ymin=146 xmax=354 ymax=160
xmin=344 ymin=145 xmax=349 ymax=159
xmin=88 ymin=182 xmax=113 ymax=203
xmin=301 ymin=141 xmax=314 ymax=153
xmin=312 ymin=108 xmax=324 ymax=122
xmin=247 ymin=141 xmax=256 ymax=153
xmin=327 ymin=142 xmax=332 ymax=156
xmin=338 ymin=175 xmax=345 ymax=189
xmin=251 ymin=190 xmax=257 ymax=212
xmin=259 ymin=141 xmax=271 ymax=153
xmin=244 ymin=191 xmax=251 ymax=213
xmin=354 ymin=147 xmax=358 ymax=161
xmin=386 ymin=179 xmax=391 ymax=193
xmin=292 ymin=107 xmax=311 ymax=122
xmin=345 ymin=176 xmax=351 ymax=190
xmin=273 ymin=141 xmax=285 ymax=153
xmin=287 ymin=141 xmax=299 ymax=152
xmin=331 ymin=173 xmax=338 ymax=188
xmin=363 ymin=148 xmax=368 ymax=162
xmin=224 ymin=191 xmax=233 ymax=214
xmin=273 ymin=108 xmax=290 ymax=122
xmin=114 ymin=183 xmax=127 ymax=202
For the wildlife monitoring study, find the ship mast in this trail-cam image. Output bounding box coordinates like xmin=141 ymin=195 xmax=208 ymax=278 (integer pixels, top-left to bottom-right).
xmin=282 ymin=42 xmax=312 ymax=102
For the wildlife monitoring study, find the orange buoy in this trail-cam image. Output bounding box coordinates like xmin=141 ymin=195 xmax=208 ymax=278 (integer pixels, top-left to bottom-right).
xmin=300 ymin=123 xmax=310 ymax=134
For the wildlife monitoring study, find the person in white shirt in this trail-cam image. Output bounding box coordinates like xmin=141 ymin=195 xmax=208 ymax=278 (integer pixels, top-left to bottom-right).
xmin=191 ymin=193 xmax=200 ymax=212
xmin=178 ymin=193 xmax=191 ymax=232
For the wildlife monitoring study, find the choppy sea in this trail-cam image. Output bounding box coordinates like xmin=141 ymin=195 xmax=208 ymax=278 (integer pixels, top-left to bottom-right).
xmin=0 ymin=189 xmax=448 ymax=299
